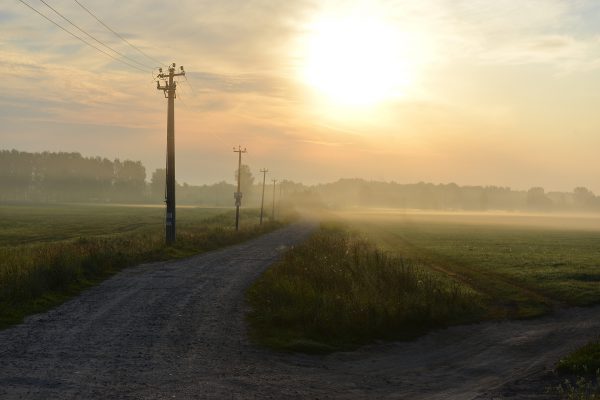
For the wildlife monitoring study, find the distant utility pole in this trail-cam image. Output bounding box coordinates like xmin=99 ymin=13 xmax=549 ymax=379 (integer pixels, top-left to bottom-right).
xmin=271 ymin=179 xmax=277 ymax=221
xmin=156 ymin=63 xmax=185 ymax=245
xmin=278 ymin=180 xmax=283 ymax=219
xmin=233 ymin=146 xmax=247 ymax=231
xmin=259 ymin=168 xmax=268 ymax=225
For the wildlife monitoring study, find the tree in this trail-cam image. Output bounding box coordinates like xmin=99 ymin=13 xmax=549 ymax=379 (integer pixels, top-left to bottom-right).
xmin=150 ymin=168 xmax=166 ymax=201
xmin=526 ymin=187 xmax=552 ymax=210
xmin=234 ymin=164 xmax=255 ymax=198
xmin=113 ymin=159 xmax=146 ymax=201
xmin=573 ymin=187 xmax=595 ymax=210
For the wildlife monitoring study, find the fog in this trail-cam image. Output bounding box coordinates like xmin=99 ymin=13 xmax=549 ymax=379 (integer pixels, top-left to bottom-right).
xmin=335 ymin=209 xmax=600 ymax=232
xmin=2 ymin=150 xmax=600 ymax=222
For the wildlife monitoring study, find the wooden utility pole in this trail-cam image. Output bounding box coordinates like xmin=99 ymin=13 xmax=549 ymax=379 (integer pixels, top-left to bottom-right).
xmin=233 ymin=146 xmax=247 ymax=231
xmin=278 ymin=180 xmax=283 ymax=219
xmin=156 ymin=63 xmax=185 ymax=245
xmin=271 ymin=179 xmax=277 ymax=221
xmin=259 ymin=168 xmax=268 ymax=225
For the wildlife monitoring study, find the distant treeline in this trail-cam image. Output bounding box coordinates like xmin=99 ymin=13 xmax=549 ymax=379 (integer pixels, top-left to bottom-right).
xmin=2 ymin=150 xmax=599 ymax=212
xmin=306 ymin=179 xmax=600 ymax=212
xmin=0 ymin=150 xmax=146 ymax=202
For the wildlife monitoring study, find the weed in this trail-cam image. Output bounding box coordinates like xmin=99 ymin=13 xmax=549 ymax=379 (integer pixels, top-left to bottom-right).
xmin=550 ymin=368 xmax=600 ymax=400
xmin=246 ymin=224 xmax=482 ymax=352
xmin=558 ymin=340 xmax=600 ymax=376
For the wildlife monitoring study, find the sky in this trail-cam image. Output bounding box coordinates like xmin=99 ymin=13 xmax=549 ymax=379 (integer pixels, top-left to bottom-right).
xmin=1 ymin=0 xmax=600 ymax=192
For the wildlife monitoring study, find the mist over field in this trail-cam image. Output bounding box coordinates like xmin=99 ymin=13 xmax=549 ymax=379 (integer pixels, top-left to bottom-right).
xmin=2 ymin=149 xmax=600 ymax=216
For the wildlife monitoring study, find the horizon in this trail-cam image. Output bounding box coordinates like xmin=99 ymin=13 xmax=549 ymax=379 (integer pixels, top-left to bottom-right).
xmin=0 ymin=149 xmax=600 ymax=196
xmin=2 ymin=1 xmax=600 ymax=192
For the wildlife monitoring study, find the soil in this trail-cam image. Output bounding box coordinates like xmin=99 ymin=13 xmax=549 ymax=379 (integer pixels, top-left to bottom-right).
xmin=0 ymin=222 xmax=598 ymax=399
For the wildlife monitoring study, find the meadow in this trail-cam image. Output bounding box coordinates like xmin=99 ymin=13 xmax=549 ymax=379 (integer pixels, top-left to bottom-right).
xmin=248 ymin=209 xmax=600 ymax=354
xmin=247 ymin=223 xmax=482 ymax=352
xmin=0 ymin=203 xmax=282 ymax=328
xmin=340 ymin=210 xmax=600 ymax=318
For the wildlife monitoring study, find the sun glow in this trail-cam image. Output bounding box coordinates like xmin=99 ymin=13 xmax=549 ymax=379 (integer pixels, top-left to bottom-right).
xmin=299 ymin=6 xmax=419 ymax=107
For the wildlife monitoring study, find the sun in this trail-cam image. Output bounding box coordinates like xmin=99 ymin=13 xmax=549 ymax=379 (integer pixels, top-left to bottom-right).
xmin=299 ymin=7 xmax=417 ymax=107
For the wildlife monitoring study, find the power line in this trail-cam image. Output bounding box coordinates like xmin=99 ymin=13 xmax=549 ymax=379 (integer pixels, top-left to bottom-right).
xmin=73 ymin=0 xmax=167 ymax=67
xmin=16 ymin=0 xmax=148 ymax=72
xmin=183 ymin=74 xmax=195 ymax=95
xmin=173 ymin=80 xmax=230 ymax=147
xmin=38 ymin=0 xmax=152 ymax=70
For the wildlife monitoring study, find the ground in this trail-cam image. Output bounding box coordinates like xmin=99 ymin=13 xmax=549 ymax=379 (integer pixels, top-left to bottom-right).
xmin=1 ymin=222 xmax=599 ymax=399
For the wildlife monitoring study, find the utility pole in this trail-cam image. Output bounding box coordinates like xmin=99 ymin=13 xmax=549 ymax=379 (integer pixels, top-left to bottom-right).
xmin=271 ymin=179 xmax=277 ymax=221
xmin=259 ymin=168 xmax=268 ymax=225
xmin=233 ymin=146 xmax=247 ymax=231
xmin=156 ymin=63 xmax=185 ymax=245
xmin=278 ymin=180 xmax=283 ymax=219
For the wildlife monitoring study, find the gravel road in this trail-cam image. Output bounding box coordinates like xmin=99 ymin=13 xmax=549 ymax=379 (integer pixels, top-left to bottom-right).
xmin=1 ymin=222 xmax=599 ymax=399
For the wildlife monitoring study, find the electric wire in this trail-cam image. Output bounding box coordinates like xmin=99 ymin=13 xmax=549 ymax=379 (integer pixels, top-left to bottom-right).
xmin=16 ymin=0 xmax=148 ymax=72
xmin=172 ymin=82 xmax=229 ymax=146
xmin=38 ymin=0 xmax=152 ymax=70
xmin=176 ymin=84 xmax=187 ymax=107
xmin=73 ymin=0 xmax=167 ymax=67
xmin=183 ymin=74 xmax=195 ymax=95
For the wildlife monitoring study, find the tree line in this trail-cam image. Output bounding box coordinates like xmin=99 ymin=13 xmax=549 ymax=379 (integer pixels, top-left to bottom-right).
xmin=1 ymin=149 xmax=599 ymax=212
xmin=0 ymin=150 xmax=146 ymax=202
xmin=304 ymin=179 xmax=600 ymax=212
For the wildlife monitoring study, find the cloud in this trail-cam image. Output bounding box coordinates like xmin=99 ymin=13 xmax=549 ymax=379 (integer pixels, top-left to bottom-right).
xmin=478 ymin=34 xmax=597 ymax=69
xmin=186 ymin=71 xmax=291 ymax=98
xmin=299 ymin=139 xmax=353 ymax=147
xmin=3 ymin=0 xmax=600 ymax=191
xmin=383 ymin=0 xmax=600 ymax=72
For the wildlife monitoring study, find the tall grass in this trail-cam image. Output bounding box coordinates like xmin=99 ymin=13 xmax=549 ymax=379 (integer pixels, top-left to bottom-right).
xmin=550 ymin=369 xmax=600 ymax=400
xmin=558 ymin=339 xmax=600 ymax=376
xmin=0 ymin=209 xmax=284 ymax=327
xmin=246 ymin=224 xmax=482 ymax=352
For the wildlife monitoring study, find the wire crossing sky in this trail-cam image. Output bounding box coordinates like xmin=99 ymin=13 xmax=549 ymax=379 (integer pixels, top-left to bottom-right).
xmin=2 ymin=0 xmax=600 ymax=192
xmin=72 ymin=0 xmax=167 ymax=67
xmin=38 ymin=0 xmax=152 ymax=69
xmin=14 ymin=0 xmax=154 ymax=72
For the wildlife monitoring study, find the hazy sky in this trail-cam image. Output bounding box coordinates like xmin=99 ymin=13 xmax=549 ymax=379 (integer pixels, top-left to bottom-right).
xmin=2 ymin=0 xmax=600 ymax=192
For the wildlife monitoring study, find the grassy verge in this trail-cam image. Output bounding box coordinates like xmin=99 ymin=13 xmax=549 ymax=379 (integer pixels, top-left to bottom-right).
xmin=558 ymin=339 xmax=600 ymax=376
xmin=246 ymin=224 xmax=483 ymax=353
xmin=550 ymin=368 xmax=600 ymax=400
xmin=553 ymin=339 xmax=600 ymax=399
xmin=0 ymin=208 xmax=284 ymax=329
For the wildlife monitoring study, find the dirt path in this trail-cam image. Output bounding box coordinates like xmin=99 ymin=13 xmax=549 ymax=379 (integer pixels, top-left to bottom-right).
xmin=0 ymin=222 xmax=598 ymax=399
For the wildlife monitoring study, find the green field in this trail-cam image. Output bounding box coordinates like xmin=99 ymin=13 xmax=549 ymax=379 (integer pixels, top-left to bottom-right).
xmin=339 ymin=210 xmax=600 ymax=319
xmin=0 ymin=204 xmax=227 ymax=246
xmin=247 ymin=223 xmax=482 ymax=352
xmin=248 ymin=209 xmax=600 ymax=354
xmin=0 ymin=203 xmax=282 ymax=328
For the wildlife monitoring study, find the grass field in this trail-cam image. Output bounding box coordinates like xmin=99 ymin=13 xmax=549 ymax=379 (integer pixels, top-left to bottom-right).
xmin=340 ymin=210 xmax=600 ymax=319
xmin=247 ymin=223 xmax=482 ymax=352
xmin=558 ymin=338 xmax=600 ymax=375
xmin=0 ymin=204 xmax=226 ymax=246
xmin=0 ymin=203 xmax=283 ymax=328
xmin=248 ymin=209 xmax=600 ymax=357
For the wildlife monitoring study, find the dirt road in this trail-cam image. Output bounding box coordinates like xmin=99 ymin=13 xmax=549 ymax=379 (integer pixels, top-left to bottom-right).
xmin=1 ymin=223 xmax=599 ymax=399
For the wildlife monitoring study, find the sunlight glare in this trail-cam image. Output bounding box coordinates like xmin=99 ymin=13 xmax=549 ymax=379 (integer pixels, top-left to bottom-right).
xmin=300 ymin=7 xmax=417 ymax=107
